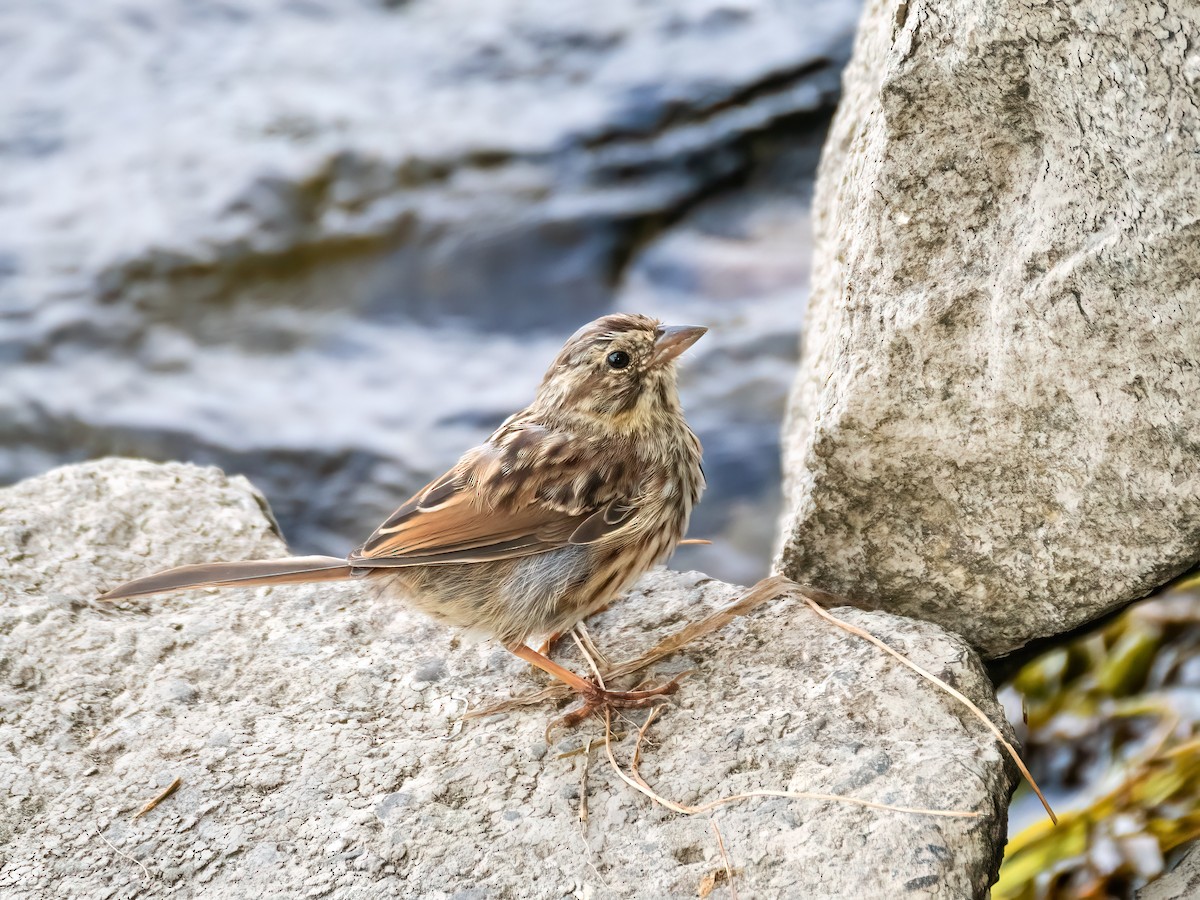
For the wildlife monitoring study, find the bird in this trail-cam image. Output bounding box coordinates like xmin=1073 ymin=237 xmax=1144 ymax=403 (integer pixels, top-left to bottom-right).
xmin=99 ymin=313 xmax=707 ymax=726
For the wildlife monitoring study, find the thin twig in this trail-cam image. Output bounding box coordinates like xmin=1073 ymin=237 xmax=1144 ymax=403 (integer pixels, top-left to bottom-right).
xmin=469 ymin=572 xmax=1049 ymax=825
xmin=96 ymin=829 xmax=153 ymax=880
xmin=554 ymin=734 xmax=624 ymax=763
xmin=574 ymin=623 xmax=612 ymax=673
xmin=635 ymin=708 xmax=975 ymax=817
xmin=464 ymin=684 xmax=563 ymax=719
xmin=573 ymin=631 xmax=607 ymax=689
xmin=570 ymin=827 xmax=612 ymax=893
xmin=799 ymin=595 xmax=1057 ymax=825
xmin=467 ymin=575 xmax=1042 ymax=825
xmin=134 ymin=776 xmax=182 ymax=819
xmin=710 ymin=818 xmax=738 ymax=900
xmin=579 ymin=739 xmax=593 ymax=823
xmin=465 ymin=577 xmax=796 ymax=720
xmin=602 ymin=576 xmax=794 ymax=682
xmin=601 ymin=709 xmax=979 ymax=819
xmin=630 ymin=706 xmax=664 ymax=777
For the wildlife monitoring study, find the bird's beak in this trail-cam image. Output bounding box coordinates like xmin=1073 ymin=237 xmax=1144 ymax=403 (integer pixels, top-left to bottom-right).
xmin=652 ymin=324 xmax=707 ymax=366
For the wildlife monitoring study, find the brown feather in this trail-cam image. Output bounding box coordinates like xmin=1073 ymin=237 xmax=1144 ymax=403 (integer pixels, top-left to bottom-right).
xmin=98 ymin=556 xmax=353 ymax=601
xmin=350 ymin=430 xmax=642 ymax=567
xmin=96 ymin=313 xmax=706 ymax=654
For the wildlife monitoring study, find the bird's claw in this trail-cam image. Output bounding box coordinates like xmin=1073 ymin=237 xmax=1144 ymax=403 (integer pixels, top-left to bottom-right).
xmin=543 ymin=671 xmax=691 ymax=743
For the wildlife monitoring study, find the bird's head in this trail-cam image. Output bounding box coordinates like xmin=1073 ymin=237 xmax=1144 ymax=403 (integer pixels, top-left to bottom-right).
xmin=532 ymin=313 xmax=706 ymax=431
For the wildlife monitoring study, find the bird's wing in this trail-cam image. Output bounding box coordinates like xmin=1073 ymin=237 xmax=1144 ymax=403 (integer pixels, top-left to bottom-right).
xmin=349 ymin=427 xmax=638 ymax=568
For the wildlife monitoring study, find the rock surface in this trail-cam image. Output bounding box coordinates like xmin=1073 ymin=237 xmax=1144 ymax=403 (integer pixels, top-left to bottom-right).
xmin=778 ymin=0 xmax=1200 ymax=658
xmin=1139 ymin=843 xmax=1200 ymax=900
xmin=619 ymin=127 xmax=827 ymax=583
xmin=1 ymin=459 xmax=1017 ymax=897
xmin=1 ymin=0 xmax=860 ymax=586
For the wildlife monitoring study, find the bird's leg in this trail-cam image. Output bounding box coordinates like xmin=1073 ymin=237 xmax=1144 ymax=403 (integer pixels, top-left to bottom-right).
xmin=506 ymin=643 xmax=686 ymax=735
xmin=536 ymin=631 xmax=563 ymax=657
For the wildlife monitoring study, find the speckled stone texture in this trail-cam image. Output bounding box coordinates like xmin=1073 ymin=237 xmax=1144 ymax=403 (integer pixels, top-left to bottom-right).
xmin=1 ymin=460 xmax=1017 ymax=897
xmin=778 ymin=0 xmax=1200 ymax=659
xmin=1139 ymin=843 xmax=1200 ymax=900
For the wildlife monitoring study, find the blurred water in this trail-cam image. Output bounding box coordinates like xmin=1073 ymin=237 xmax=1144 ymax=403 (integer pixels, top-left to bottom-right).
xmin=1 ymin=0 xmax=854 ymax=587
xmin=5 ymin=130 xmax=824 ymax=586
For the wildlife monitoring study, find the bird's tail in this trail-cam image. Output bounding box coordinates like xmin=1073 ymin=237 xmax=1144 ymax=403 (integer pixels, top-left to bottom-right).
xmin=97 ymin=555 xmax=356 ymax=601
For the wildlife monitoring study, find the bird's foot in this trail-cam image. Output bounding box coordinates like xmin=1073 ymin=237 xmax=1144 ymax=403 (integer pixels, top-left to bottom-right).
xmin=545 ymin=671 xmax=690 ymax=741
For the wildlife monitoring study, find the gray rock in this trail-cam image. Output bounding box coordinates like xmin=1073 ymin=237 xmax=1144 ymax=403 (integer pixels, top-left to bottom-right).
xmin=620 ymin=126 xmax=829 ymax=585
xmin=0 ymin=0 xmax=860 ymax=588
xmin=1 ymin=459 xmax=1017 ymax=897
xmin=778 ymin=0 xmax=1200 ymax=658
xmin=1139 ymin=842 xmax=1200 ymax=900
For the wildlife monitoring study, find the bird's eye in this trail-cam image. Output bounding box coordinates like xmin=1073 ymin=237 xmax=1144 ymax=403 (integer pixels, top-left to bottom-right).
xmin=606 ymin=350 xmax=631 ymax=369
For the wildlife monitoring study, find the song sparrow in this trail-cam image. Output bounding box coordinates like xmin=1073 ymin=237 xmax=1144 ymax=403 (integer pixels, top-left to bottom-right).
xmin=100 ymin=313 xmax=706 ymax=723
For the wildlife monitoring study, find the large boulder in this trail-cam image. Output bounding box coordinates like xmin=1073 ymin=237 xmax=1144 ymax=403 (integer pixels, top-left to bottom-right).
xmin=1 ymin=459 xmax=1017 ymax=897
xmin=778 ymin=0 xmax=1200 ymax=658
xmin=1 ymin=0 xmax=860 ymax=586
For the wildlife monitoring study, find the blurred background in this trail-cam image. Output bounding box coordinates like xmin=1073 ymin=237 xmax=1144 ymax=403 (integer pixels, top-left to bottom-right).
xmin=3 ymin=1 xmax=1197 ymax=895
xmin=0 ymin=0 xmax=860 ymax=587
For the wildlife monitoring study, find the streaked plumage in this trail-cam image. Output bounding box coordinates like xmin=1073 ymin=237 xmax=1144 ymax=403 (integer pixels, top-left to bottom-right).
xmin=100 ymin=313 xmax=706 ymax=716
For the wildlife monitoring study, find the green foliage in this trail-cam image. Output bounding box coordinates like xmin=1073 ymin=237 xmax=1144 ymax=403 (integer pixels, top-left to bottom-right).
xmin=996 ymin=571 xmax=1200 ymax=899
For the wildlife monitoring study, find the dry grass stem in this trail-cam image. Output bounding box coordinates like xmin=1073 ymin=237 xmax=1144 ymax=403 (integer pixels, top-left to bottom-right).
xmin=710 ymin=818 xmax=738 ymax=900
xmin=602 ymin=576 xmax=793 ymax=682
xmin=570 ymin=827 xmax=612 ymax=893
xmin=96 ymin=829 xmax=152 ymax=880
xmin=579 ymin=738 xmax=593 ymax=823
xmin=602 ymin=708 xmax=979 ymax=820
xmin=557 ymin=733 xmax=626 ymax=759
xmin=678 ymin=539 xmax=712 ymax=545
xmin=472 ymin=576 xmax=1035 ymax=825
xmin=464 ymin=684 xmax=565 ymax=719
xmin=466 ymin=577 xmax=795 ymax=721
xmin=572 ymin=630 xmax=607 ymax=688
xmin=799 ymin=594 xmax=1057 ymax=825
xmin=134 ymin=776 xmax=182 ymax=820
xmin=573 ymin=623 xmax=612 ymax=672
